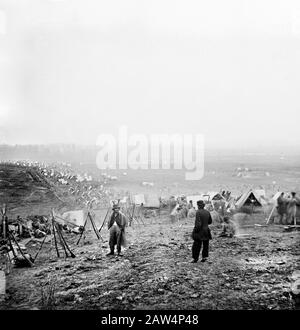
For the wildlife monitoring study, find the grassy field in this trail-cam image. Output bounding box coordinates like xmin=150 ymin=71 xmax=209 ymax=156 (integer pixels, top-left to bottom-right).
xmin=78 ymin=151 xmax=300 ymax=197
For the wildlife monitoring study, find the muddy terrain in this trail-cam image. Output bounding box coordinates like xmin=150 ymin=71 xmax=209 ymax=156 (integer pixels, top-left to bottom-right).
xmin=1 ymin=218 xmax=299 ymax=310
xmin=0 ymin=163 xmax=299 ymax=310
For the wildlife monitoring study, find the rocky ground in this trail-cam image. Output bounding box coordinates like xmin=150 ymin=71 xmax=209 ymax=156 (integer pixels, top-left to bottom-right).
xmin=1 ymin=216 xmax=299 ymax=310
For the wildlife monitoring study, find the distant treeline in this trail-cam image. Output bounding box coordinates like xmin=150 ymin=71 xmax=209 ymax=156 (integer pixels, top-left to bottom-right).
xmin=0 ymin=144 xmax=98 ymax=164
xmin=1 ymin=143 xmax=300 ymax=166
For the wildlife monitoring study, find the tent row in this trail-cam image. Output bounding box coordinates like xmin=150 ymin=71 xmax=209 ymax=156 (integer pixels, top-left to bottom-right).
xmin=56 ymin=190 xmax=298 ymax=228
xmin=110 ymin=194 xmax=161 ymax=208
xmin=186 ymin=189 xmax=269 ymax=209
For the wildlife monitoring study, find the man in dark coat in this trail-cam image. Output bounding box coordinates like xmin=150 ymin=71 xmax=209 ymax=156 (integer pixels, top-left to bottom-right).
xmin=191 ymin=200 xmax=212 ymax=263
xmin=107 ymin=205 xmax=127 ymax=256
xmin=277 ymin=192 xmax=287 ymax=224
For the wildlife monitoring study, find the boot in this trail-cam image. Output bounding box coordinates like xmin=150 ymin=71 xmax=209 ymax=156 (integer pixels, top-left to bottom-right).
xmin=106 ymin=248 xmax=114 ymax=256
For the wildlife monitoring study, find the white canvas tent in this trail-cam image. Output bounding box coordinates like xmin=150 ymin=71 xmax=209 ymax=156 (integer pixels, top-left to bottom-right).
xmin=119 ymin=196 xmax=128 ymax=204
xmin=206 ymin=192 xmax=225 ymax=201
xmin=235 ymin=189 xmax=263 ymax=209
xmin=254 ymin=189 xmax=268 ymax=205
xmin=59 ymin=208 xmax=109 ymax=230
xmin=144 ymin=194 xmax=160 ymax=208
xmin=133 ymin=194 xmax=146 ymax=205
xmin=62 ymin=210 xmax=86 ymax=227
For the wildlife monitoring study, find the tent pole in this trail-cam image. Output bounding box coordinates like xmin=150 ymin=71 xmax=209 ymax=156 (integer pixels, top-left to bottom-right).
xmin=266 ymin=205 xmax=276 ymax=225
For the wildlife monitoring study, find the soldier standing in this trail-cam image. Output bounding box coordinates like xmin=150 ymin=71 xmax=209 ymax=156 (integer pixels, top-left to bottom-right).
xmin=191 ymin=200 xmax=212 ymax=263
xmin=107 ymin=205 xmax=127 ymax=256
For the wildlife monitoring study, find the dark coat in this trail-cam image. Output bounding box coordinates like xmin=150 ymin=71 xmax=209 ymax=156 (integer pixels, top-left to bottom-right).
xmin=107 ymin=212 xmax=127 ymax=231
xmin=277 ymin=195 xmax=287 ymax=215
xmin=192 ymin=208 xmax=212 ymax=241
xmin=108 ymin=212 xmax=127 ymax=248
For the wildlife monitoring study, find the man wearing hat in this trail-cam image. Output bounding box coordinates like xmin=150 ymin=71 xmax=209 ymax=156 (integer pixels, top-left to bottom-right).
xmin=107 ymin=205 xmax=128 ymax=256
xmin=191 ymin=200 xmax=212 ymax=263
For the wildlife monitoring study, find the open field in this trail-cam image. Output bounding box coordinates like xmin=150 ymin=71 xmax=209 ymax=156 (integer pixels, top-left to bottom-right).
xmin=0 ymin=158 xmax=299 ymax=310
xmin=78 ymin=152 xmax=300 ymax=197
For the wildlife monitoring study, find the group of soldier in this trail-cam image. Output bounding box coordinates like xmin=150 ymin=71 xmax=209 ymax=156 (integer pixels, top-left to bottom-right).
xmin=105 ymin=198 xmax=235 ymax=263
xmin=105 ymin=191 xmax=298 ymax=262
xmin=106 ymin=199 xmax=215 ymax=263
xmin=276 ymin=192 xmax=299 ymax=225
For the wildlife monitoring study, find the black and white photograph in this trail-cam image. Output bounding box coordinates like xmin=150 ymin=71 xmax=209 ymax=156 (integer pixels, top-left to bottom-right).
xmin=0 ymin=0 xmax=299 ymax=317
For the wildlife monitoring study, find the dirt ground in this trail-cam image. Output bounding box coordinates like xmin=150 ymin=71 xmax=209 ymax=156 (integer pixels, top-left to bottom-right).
xmin=0 ymin=163 xmax=299 ymax=310
xmin=1 ymin=215 xmax=299 ymax=310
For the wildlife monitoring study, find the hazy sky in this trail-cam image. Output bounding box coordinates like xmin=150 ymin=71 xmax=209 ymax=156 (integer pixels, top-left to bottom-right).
xmin=0 ymin=0 xmax=300 ymax=149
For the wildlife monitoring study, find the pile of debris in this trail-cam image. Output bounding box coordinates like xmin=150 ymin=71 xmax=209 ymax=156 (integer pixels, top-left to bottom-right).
xmin=29 ymin=216 xmax=51 ymax=238
xmin=7 ymin=215 xmax=51 ymax=240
